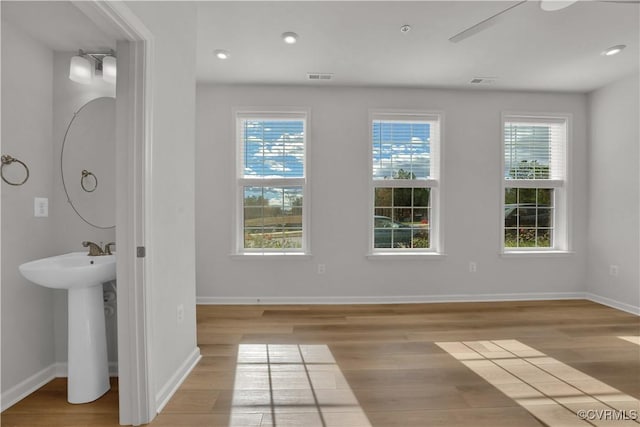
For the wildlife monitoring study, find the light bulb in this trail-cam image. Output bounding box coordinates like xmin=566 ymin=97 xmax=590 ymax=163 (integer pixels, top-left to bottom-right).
xmin=214 ymin=49 xmax=230 ymax=59
xmin=69 ymin=55 xmax=93 ymax=84
xmin=102 ymin=55 xmax=117 ymax=84
xmin=602 ymin=45 xmax=626 ymax=56
xmin=282 ymin=32 xmax=298 ymax=44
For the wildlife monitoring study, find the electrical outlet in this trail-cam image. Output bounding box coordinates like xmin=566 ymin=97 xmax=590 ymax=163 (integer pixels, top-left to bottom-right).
xmin=609 ymin=265 xmax=619 ymax=277
xmin=177 ymin=304 xmax=184 ymax=323
xmin=34 ymin=197 xmax=48 ymax=217
xmin=317 ymin=264 xmax=326 ymax=274
xmin=469 ymin=262 xmax=477 ymax=273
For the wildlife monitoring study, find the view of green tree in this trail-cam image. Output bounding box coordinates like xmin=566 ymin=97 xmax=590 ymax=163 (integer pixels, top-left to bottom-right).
xmin=509 ymin=160 xmax=549 ymax=179
xmin=244 ymin=195 xmax=269 ymax=206
xmin=393 ymin=168 xmax=416 ymax=179
xmin=504 ymin=188 xmax=552 ymax=206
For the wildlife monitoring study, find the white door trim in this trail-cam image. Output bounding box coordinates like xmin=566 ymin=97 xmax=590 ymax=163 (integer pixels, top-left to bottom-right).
xmin=73 ymin=2 xmax=155 ymax=425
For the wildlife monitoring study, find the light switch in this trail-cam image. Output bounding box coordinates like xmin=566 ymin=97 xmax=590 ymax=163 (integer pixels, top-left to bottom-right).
xmin=34 ymin=197 xmax=48 ymax=217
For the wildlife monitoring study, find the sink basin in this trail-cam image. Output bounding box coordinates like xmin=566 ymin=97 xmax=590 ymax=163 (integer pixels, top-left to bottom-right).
xmin=19 ymin=252 xmax=115 ymax=289
xmin=19 ymin=252 xmax=116 ymax=404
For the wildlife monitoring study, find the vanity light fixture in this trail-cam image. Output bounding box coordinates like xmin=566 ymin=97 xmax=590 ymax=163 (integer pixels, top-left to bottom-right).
xmin=102 ymin=55 xmax=117 ymax=84
xmin=69 ymin=51 xmax=93 ymax=84
xmin=282 ymin=32 xmax=298 ymax=44
xmin=214 ymin=49 xmax=230 ymax=59
xmin=602 ymin=44 xmax=626 ymax=56
xmin=69 ymin=50 xmax=117 ymax=85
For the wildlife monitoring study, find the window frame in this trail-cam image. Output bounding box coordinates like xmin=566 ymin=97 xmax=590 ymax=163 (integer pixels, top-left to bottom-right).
xmin=368 ymin=110 xmax=444 ymax=256
xmin=500 ymin=112 xmax=572 ymax=254
xmin=234 ymin=108 xmax=310 ymax=256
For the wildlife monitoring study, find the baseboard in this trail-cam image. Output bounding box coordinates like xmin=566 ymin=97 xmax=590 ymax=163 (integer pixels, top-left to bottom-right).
xmin=155 ymin=347 xmax=202 ymax=413
xmin=1 ymin=364 xmax=56 ymax=412
xmin=585 ymin=293 xmax=640 ymax=316
xmin=53 ymin=362 xmax=119 ymax=377
xmin=197 ymin=292 xmax=585 ymax=305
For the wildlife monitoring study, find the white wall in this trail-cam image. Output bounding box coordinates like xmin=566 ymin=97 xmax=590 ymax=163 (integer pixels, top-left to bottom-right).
xmin=125 ymin=1 xmax=199 ymax=408
xmin=50 ymin=51 xmax=116 ymax=370
xmin=587 ymin=72 xmax=640 ymax=313
xmin=1 ymin=20 xmax=56 ymax=402
xmin=196 ymin=85 xmax=589 ymax=303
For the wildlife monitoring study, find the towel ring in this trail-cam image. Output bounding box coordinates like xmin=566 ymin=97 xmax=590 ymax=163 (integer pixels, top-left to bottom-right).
xmin=1 ymin=155 xmax=29 ymax=186
xmin=81 ymin=169 xmax=98 ymax=192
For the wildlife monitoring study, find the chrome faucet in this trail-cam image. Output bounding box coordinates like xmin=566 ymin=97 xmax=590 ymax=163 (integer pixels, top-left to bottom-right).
xmin=82 ymin=241 xmax=104 ymax=256
xmin=104 ymin=242 xmax=116 ymax=255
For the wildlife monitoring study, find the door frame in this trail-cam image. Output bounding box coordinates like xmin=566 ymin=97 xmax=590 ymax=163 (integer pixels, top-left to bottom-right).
xmin=72 ymin=2 xmax=155 ymax=425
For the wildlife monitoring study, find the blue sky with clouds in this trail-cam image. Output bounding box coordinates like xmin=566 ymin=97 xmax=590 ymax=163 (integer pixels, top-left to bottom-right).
xmin=242 ymin=120 xmax=305 ymax=207
xmin=372 ymin=121 xmax=431 ymax=179
xmin=241 ymin=119 xmax=435 ymax=207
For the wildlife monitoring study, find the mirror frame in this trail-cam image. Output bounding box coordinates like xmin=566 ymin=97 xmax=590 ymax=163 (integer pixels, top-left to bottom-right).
xmin=60 ymin=96 xmax=116 ymax=229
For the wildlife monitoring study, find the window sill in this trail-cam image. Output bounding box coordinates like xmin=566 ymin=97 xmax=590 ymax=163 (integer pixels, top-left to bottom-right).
xmin=230 ymin=253 xmax=313 ymax=260
xmin=367 ymin=252 xmax=447 ymax=260
xmin=500 ymin=250 xmax=575 ymax=258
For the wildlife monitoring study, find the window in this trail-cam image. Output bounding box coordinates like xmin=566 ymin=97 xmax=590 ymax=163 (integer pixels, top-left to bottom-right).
xmin=236 ymin=111 xmax=308 ymax=254
xmin=502 ymin=114 xmax=569 ymax=252
xmin=370 ymin=112 xmax=441 ymax=253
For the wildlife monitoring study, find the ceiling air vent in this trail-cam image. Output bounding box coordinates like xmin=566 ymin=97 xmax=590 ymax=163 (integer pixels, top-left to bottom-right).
xmin=470 ymin=77 xmax=497 ymax=85
xmin=307 ymin=73 xmax=333 ymax=81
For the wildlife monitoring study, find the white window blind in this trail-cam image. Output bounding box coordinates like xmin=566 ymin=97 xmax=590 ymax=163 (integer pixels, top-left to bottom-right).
xmin=236 ymin=111 xmax=308 ymax=254
xmin=239 ymin=113 xmax=306 ymax=179
xmin=502 ymin=115 xmax=569 ymax=251
xmin=370 ymin=112 xmax=441 ymax=253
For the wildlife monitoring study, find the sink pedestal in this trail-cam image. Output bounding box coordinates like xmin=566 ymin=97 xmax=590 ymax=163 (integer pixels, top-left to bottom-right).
xmin=67 ymin=284 xmax=110 ymax=403
xmin=18 ymin=252 xmax=116 ymax=403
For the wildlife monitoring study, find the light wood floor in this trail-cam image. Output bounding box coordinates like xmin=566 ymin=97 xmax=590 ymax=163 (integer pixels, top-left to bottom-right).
xmin=2 ymin=300 xmax=639 ymax=426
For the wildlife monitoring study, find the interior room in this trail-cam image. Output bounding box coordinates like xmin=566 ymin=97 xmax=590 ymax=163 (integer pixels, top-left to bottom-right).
xmin=1 ymin=1 xmax=638 ymax=426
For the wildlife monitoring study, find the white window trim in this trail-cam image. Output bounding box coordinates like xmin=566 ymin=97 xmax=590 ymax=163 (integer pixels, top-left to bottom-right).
xmin=500 ymin=112 xmax=572 ymax=255
xmin=368 ymin=109 xmax=444 ymax=256
xmin=233 ymin=107 xmax=311 ymax=256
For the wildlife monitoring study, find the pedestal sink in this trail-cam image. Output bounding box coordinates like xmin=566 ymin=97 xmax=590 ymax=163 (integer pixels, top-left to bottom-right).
xmin=19 ymin=252 xmax=116 ymax=404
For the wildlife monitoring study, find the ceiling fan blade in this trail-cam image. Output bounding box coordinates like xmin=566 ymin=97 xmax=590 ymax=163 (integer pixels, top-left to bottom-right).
xmin=541 ymin=0 xmax=640 ymax=8
xmin=540 ymin=0 xmax=579 ymax=11
xmin=449 ymin=1 xmax=527 ymax=43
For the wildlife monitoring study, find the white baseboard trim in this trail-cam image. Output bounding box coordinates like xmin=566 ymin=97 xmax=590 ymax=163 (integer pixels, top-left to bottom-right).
xmin=155 ymin=347 xmax=202 ymax=414
xmin=585 ymin=293 xmax=640 ymax=316
xmin=53 ymin=362 xmax=119 ymax=378
xmin=198 ymin=293 xmax=639 ymax=316
xmin=1 ymin=364 xmax=56 ymax=412
xmin=197 ymin=292 xmax=585 ymax=305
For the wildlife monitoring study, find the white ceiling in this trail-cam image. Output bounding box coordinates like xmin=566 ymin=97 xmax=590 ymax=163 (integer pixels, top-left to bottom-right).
xmin=3 ymin=1 xmax=637 ymax=93
xmin=1 ymin=1 xmax=115 ymax=52
xmin=196 ymin=1 xmax=640 ymax=92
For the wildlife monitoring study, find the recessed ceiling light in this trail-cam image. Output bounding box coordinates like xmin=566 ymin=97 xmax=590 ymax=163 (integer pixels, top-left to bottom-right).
xmin=282 ymin=32 xmax=298 ymax=44
xmin=602 ymin=45 xmax=626 ymax=56
xmin=400 ymin=25 xmax=411 ymax=33
xmin=214 ymin=49 xmax=230 ymax=60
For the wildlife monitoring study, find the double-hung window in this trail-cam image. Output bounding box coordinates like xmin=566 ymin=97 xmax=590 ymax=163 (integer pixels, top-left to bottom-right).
xmin=370 ymin=112 xmax=441 ymax=253
xmin=502 ymin=114 xmax=569 ymax=252
xmin=236 ymin=110 xmax=308 ymax=254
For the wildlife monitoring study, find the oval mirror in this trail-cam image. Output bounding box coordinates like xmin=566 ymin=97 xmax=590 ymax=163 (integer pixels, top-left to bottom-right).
xmin=61 ymin=97 xmax=115 ymax=229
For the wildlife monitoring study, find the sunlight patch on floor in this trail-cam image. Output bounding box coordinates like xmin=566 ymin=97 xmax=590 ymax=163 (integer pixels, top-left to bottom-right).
xmin=229 ymin=344 xmax=372 ymax=427
xmin=619 ymin=336 xmax=640 ymax=346
xmin=436 ymin=339 xmax=640 ymax=427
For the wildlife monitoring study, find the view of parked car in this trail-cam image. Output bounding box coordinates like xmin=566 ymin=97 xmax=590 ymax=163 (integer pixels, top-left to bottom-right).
xmin=504 ymin=204 xmax=551 ymax=227
xmin=374 ymin=215 xmax=428 ymax=248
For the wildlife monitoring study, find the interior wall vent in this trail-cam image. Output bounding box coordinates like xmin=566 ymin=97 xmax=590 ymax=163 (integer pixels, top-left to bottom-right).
xmin=470 ymin=77 xmax=497 ymax=84
xmin=307 ymin=73 xmax=333 ymax=80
